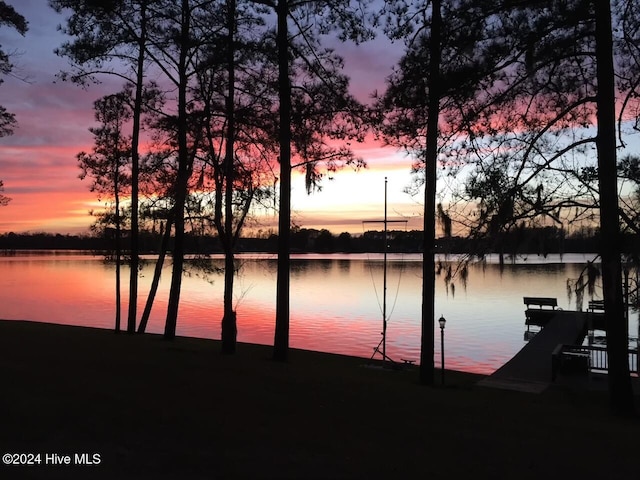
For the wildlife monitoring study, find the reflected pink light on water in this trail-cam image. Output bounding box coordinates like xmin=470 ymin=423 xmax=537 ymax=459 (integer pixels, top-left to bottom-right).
xmin=1 ymin=252 xmax=634 ymax=376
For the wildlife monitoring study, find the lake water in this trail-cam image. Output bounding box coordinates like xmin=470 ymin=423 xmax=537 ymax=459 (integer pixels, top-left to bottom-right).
xmin=0 ymin=251 xmax=637 ymax=374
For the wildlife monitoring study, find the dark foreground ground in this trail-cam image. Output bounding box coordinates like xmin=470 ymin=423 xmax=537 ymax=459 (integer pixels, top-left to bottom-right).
xmin=1 ymin=320 xmax=638 ymax=480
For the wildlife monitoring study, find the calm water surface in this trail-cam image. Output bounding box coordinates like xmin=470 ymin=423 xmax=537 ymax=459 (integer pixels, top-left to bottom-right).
xmin=1 ymin=251 xmax=637 ymax=374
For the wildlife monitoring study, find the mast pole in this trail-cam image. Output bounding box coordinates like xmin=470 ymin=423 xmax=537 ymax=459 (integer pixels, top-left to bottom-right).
xmin=363 ymin=177 xmax=406 ymax=366
xmin=383 ymin=177 xmax=388 ymax=365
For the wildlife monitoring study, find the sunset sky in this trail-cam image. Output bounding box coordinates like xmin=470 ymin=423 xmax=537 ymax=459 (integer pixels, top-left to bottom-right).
xmin=0 ymin=0 xmax=424 ymax=236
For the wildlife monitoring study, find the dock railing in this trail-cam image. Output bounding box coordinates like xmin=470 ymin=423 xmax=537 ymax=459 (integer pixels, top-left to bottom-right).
xmin=552 ymin=344 xmax=638 ymax=381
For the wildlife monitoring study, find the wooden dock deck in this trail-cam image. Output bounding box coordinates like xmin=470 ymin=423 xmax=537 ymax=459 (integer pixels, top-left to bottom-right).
xmin=478 ymin=310 xmax=588 ymax=393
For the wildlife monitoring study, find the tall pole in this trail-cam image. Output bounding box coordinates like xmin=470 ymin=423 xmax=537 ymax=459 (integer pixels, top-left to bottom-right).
xmin=364 ymin=178 xmax=407 ymax=365
xmin=382 ymin=177 xmax=388 ymax=365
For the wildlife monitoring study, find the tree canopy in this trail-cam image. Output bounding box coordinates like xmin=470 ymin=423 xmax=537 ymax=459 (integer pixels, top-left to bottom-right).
xmin=0 ymin=1 xmax=28 ymax=207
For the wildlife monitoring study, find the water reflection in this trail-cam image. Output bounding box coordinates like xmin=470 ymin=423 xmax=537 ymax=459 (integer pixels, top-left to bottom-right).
xmin=0 ymin=252 xmax=635 ymax=375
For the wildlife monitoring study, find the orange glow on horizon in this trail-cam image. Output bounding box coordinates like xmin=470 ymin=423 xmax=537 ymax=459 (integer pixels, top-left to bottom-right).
xmin=1 ymin=133 xmax=425 ymax=235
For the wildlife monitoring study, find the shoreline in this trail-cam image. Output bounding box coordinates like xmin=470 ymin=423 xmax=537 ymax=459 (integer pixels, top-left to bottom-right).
xmin=0 ymin=318 xmax=484 ymax=380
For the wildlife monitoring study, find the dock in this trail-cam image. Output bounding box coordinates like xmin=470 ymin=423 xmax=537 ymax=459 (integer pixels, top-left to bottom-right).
xmin=478 ymin=310 xmax=588 ymax=393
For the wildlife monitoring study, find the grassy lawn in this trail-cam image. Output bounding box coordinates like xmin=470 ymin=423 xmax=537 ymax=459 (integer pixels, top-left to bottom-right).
xmin=1 ymin=319 xmax=638 ymax=479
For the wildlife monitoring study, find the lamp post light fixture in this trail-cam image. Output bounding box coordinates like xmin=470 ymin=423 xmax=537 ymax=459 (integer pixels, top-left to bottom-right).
xmin=438 ymin=315 xmax=446 ymax=386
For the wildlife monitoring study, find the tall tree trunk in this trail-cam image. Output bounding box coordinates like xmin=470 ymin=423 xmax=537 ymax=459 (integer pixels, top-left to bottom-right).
xmin=127 ymin=2 xmax=147 ymax=334
xmin=420 ymin=0 xmax=441 ymax=385
xmin=273 ymin=0 xmax=292 ymax=362
xmin=164 ymin=152 xmax=189 ymax=339
xmin=221 ymin=251 xmax=237 ymax=352
xmin=221 ymin=0 xmax=237 ymax=354
xmin=138 ymin=215 xmax=173 ymax=334
xmin=164 ymin=0 xmax=191 ymax=340
xmin=114 ymin=181 xmax=122 ymax=333
xmin=594 ymin=0 xmax=634 ymax=415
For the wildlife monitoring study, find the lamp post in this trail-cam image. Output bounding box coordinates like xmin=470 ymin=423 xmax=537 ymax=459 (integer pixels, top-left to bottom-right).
xmin=439 ymin=315 xmax=446 ymax=386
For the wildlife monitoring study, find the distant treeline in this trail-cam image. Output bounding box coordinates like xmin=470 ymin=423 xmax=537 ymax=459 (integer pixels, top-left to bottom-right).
xmin=0 ymin=226 xmax=631 ymax=255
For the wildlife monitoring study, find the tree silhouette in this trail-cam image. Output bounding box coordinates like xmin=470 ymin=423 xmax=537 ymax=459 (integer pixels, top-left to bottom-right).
xmin=432 ymin=0 xmax=636 ymax=414
xmin=0 ymin=1 xmax=27 ymax=206
xmin=260 ymin=0 xmax=375 ymax=362
xmin=0 ymin=1 xmax=27 ymax=136
xmin=190 ymin=0 xmax=278 ymax=353
xmin=376 ymin=0 xmax=509 ymax=383
xmin=221 ymin=0 xmax=240 ymax=353
xmin=0 ymin=180 xmax=9 ymax=207
xmin=594 ymin=0 xmax=634 ymax=416
xmin=78 ymin=92 xmax=133 ymax=333
xmin=155 ymin=0 xmax=221 ymax=340
xmin=52 ymin=0 xmax=156 ymax=333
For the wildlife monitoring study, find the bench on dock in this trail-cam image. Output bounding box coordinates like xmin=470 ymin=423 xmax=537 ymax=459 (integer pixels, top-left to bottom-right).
xmin=588 ymin=300 xmax=605 ymax=312
xmin=524 ymin=297 xmax=559 ymax=328
xmin=523 ymin=297 xmax=558 ymax=309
